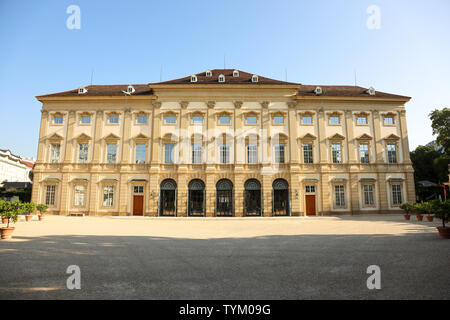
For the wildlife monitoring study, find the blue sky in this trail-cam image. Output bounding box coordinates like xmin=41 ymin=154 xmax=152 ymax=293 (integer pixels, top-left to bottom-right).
xmin=0 ymin=0 xmax=449 ymax=158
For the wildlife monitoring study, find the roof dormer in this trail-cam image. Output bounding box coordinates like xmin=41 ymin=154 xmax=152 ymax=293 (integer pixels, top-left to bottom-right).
xmin=78 ymin=86 xmax=87 ymax=94
xmin=314 ymin=86 xmax=323 ymax=95
xmin=127 ymin=85 xmax=135 ymax=94
xmin=251 ymin=75 xmax=259 ymax=83
xmin=205 ymin=70 xmax=212 ymax=77
xmin=367 ymin=87 xmax=376 ymax=95
xmin=233 ymin=70 xmax=239 ymax=77
xmin=218 ymin=74 xmax=225 ymax=83
xmin=190 ymin=75 xmax=198 ymax=83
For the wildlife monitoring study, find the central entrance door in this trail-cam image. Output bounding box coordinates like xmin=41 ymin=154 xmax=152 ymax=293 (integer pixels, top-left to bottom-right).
xmin=273 ymin=179 xmax=290 ymax=216
xmin=244 ymin=179 xmax=262 ymax=216
xmin=216 ymin=179 xmax=233 ymax=216
xmin=133 ymin=195 xmax=144 ymax=216
xmin=159 ymin=179 xmax=177 ymax=216
xmin=305 ymin=185 xmax=316 ymax=216
xmin=188 ymin=179 xmax=205 ymax=216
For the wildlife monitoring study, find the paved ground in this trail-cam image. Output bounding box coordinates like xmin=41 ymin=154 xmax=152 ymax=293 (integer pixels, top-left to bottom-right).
xmin=0 ymin=215 xmax=448 ymax=300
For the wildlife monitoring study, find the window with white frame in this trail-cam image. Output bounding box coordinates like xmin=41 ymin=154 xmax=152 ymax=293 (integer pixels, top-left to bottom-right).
xmin=357 ymin=115 xmax=367 ymax=125
xmin=334 ymin=184 xmax=345 ymax=207
xmin=303 ymin=144 xmax=313 ymax=164
xmin=109 ymin=115 xmax=119 ymax=124
xmin=331 ymin=143 xmax=342 ymax=163
xmin=305 ymin=185 xmax=316 ymax=193
xmin=78 ymin=143 xmax=88 ymax=163
xmin=192 ymin=116 xmax=203 ymax=124
xmin=164 ymin=144 xmax=175 ymax=164
xmin=54 ymin=116 xmax=63 ymax=124
xmin=45 ymin=185 xmax=56 ymax=206
xmin=74 ymin=185 xmax=86 ymax=206
xmin=137 ymin=115 xmax=147 ymax=124
xmin=103 ymin=185 xmax=114 ymax=207
xmin=392 ymin=184 xmax=402 ymax=205
xmin=247 ymin=144 xmax=257 ymax=164
xmin=384 ymin=116 xmax=394 ymax=125
xmin=387 ymin=144 xmax=397 ymax=163
xmin=220 ymin=144 xmax=230 ymax=164
xmin=219 ymin=116 xmax=230 ymax=124
xmin=274 ymin=144 xmax=285 ymax=164
xmin=106 ymin=144 xmax=117 ymax=163
xmin=359 ymin=144 xmax=370 ymax=164
xmin=246 ymin=116 xmax=257 ymax=124
xmin=363 ymin=184 xmax=375 ymax=206
xmin=273 ymin=116 xmax=284 ymax=124
xmin=192 ymin=144 xmax=202 ymax=164
xmin=135 ymin=144 xmax=146 ymax=164
xmin=133 ymin=186 xmax=144 ymax=194
xmin=50 ymin=144 xmax=60 ymax=163
xmin=81 ymin=115 xmax=91 ymax=124
xmin=302 ymin=116 xmax=312 ymax=124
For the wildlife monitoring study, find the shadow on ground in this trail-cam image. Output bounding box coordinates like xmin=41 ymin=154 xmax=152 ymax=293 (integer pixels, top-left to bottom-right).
xmin=0 ymin=231 xmax=448 ymax=300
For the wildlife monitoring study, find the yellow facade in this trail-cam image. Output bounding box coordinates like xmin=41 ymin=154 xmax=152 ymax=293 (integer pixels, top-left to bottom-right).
xmin=32 ymin=70 xmax=415 ymax=216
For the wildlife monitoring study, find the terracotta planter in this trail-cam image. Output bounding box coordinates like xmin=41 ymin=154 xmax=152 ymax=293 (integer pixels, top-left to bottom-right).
xmin=25 ymin=215 xmax=33 ymax=222
xmin=436 ymin=227 xmax=450 ymax=239
xmin=1 ymin=217 xmax=8 ymax=224
xmin=38 ymin=215 xmax=44 ymax=221
xmin=426 ymin=216 xmax=434 ymax=222
xmin=404 ymin=214 xmax=410 ymax=220
xmin=416 ymin=215 xmax=423 ymax=221
xmin=0 ymin=227 xmax=15 ymax=240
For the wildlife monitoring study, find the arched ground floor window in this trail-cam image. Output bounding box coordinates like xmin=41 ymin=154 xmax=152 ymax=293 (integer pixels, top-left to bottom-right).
xmin=188 ymin=179 xmax=205 ymax=216
xmin=273 ymin=178 xmax=290 ymax=216
xmin=159 ymin=179 xmax=177 ymax=216
xmin=244 ymin=179 xmax=262 ymax=216
xmin=216 ymin=179 xmax=233 ymax=216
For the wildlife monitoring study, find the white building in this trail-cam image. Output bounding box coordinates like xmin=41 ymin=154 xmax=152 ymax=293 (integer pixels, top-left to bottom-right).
xmin=0 ymin=149 xmax=34 ymax=184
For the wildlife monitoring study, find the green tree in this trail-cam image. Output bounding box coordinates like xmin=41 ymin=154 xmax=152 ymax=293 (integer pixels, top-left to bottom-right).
xmin=429 ymin=108 xmax=450 ymax=155
xmin=410 ymin=145 xmax=443 ymax=183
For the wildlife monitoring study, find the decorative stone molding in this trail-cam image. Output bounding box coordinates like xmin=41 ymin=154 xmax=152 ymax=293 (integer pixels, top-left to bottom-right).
xmin=41 ymin=109 xmax=48 ymax=116
xmin=383 ymin=134 xmax=400 ymax=141
xmin=76 ymin=133 xmax=92 ymax=142
xmin=104 ymin=133 xmax=120 ymax=142
xmin=356 ymin=134 xmax=373 ymax=141
xmin=180 ymin=101 xmax=189 ymax=109
xmin=287 ymin=101 xmax=298 ymax=108
xmin=328 ymin=133 xmax=346 ymax=141
xmin=260 ymin=101 xmax=270 ymax=109
xmin=151 ymin=101 xmax=162 ymax=108
xmin=233 ymin=101 xmax=243 ymax=109
xmin=207 ymin=101 xmax=216 ymax=109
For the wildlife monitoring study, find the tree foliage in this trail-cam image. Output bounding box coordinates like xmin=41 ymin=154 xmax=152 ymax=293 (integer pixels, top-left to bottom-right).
xmin=429 ymin=108 xmax=450 ymax=155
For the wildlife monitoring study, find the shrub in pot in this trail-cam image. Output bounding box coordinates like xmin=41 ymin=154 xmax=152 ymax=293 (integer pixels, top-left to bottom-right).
xmin=0 ymin=200 xmax=9 ymax=224
xmin=36 ymin=204 xmax=48 ymax=221
xmin=0 ymin=200 xmax=22 ymax=240
xmin=24 ymin=202 xmax=37 ymax=222
xmin=399 ymin=202 xmax=414 ymax=220
xmin=432 ymin=200 xmax=450 ymax=239
xmin=412 ymin=202 xmax=427 ymax=221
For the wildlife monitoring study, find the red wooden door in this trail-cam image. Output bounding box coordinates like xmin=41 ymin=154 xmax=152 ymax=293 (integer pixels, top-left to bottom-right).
xmin=133 ymin=195 xmax=144 ymax=216
xmin=305 ymin=195 xmax=316 ymax=216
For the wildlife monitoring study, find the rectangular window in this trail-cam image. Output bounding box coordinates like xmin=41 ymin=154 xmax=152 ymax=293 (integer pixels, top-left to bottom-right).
xmin=78 ymin=143 xmax=88 ymax=163
xmin=81 ymin=116 xmax=91 ymax=124
xmin=305 ymin=185 xmax=315 ymax=193
xmin=392 ymin=184 xmax=402 ymax=205
xmin=332 ymin=144 xmax=342 ymax=163
xmin=192 ymin=144 xmax=202 ymax=164
xmin=137 ymin=116 xmax=147 ymax=124
xmin=220 ymin=144 xmax=230 ymax=164
xmin=274 ymin=144 xmax=285 ymax=164
xmin=273 ymin=116 xmax=284 ymax=124
xmin=74 ymin=185 xmax=86 ymax=206
xmin=334 ymin=185 xmax=345 ymax=207
xmin=247 ymin=144 xmax=257 ymax=164
xmin=109 ymin=116 xmax=119 ymax=124
xmin=363 ymin=184 xmax=374 ymax=206
xmin=54 ymin=116 xmax=63 ymax=124
xmin=246 ymin=116 xmax=257 ymax=124
xmin=45 ymin=185 xmax=56 ymax=206
xmin=135 ymin=144 xmax=146 ymax=164
xmin=107 ymin=144 xmax=117 ymax=163
xmin=329 ymin=116 xmax=340 ymax=125
xmin=303 ymin=144 xmax=313 ymax=164
xmin=302 ymin=116 xmax=312 ymax=124
xmin=103 ymin=185 xmax=114 ymax=207
xmin=50 ymin=144 xmax=60 ymax=163
xmin=384 ymin=117 xmax=394 ymax=125
xmin=387 ymin=144 xmax=397 ymax=163
xmin=357 ymin=116 xmax=367 ymax=125
xmin=360 ymin=144 xmax=370 ymax=164
xmin=165 ymin=116 xmax=176 ymax=124
xmin=192 ymin=116 xmax=203 ymax=124
xmin=219 ymin=116 xmax=230 ymax=124
xmin=133 ymin=186 xmax=144 ymax=194
xmin=164 ymin=144 xmax=174 ymax=164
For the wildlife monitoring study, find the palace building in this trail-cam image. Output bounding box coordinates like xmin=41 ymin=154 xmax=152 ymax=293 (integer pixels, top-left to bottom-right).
xmin=32 ymin=69 xmax=415 ymax=216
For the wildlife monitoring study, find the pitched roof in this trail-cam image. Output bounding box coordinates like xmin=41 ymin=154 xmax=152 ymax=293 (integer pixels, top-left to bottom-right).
xmin=296 ymin=85 xmax=410 ymax=99
xmin=152 ymin=69 xmax=299 ymax=85
xmin=37 ymin=84 xmax=153 ymax=98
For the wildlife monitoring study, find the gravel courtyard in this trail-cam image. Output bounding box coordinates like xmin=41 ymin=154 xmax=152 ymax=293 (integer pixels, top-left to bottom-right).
xmin=0 ymin=215 xmax=448 ymax=300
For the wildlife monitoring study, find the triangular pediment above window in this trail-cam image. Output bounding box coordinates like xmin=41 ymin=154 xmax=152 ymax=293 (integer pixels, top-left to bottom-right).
xmin=299 ymin=133 xmax=317 ymax=141
xmin=47 ymin=133 xmax=64 ymax=141
xmin=383 ymin=134 xmax=400 ymax=141
xmin=133 ymin=133 xmax=150 ymax=141
xmin=356 ymin=133 xmax=373 ymax=141
xmin=76 ymin=133 xmax=92 ymax=141
xmin=328 ymin=133 xmax=345 ymax=141
xmin=104 ymin=133 xmax=120 ymax=141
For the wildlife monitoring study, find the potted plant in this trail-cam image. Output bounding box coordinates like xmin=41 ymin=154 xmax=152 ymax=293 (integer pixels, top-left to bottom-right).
xmin=0 ymin=200 xmax=9 ymax=224
xmin=433 ymin=200 xmax=450 ymax=239
xmin=399 ymin=202 xmax=414 ymax=220
xmin=36 ymin=204 xmax=48 ymax=221
xmin=412 ymin=202 xmax=426 ymax=221
xmin=0 ymin=200 xmax=22 ymax=239
xmin=425 ymin=200 xmax=437 ymax=222
xmin=24 ymin=202 xmax=37 ymax=222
